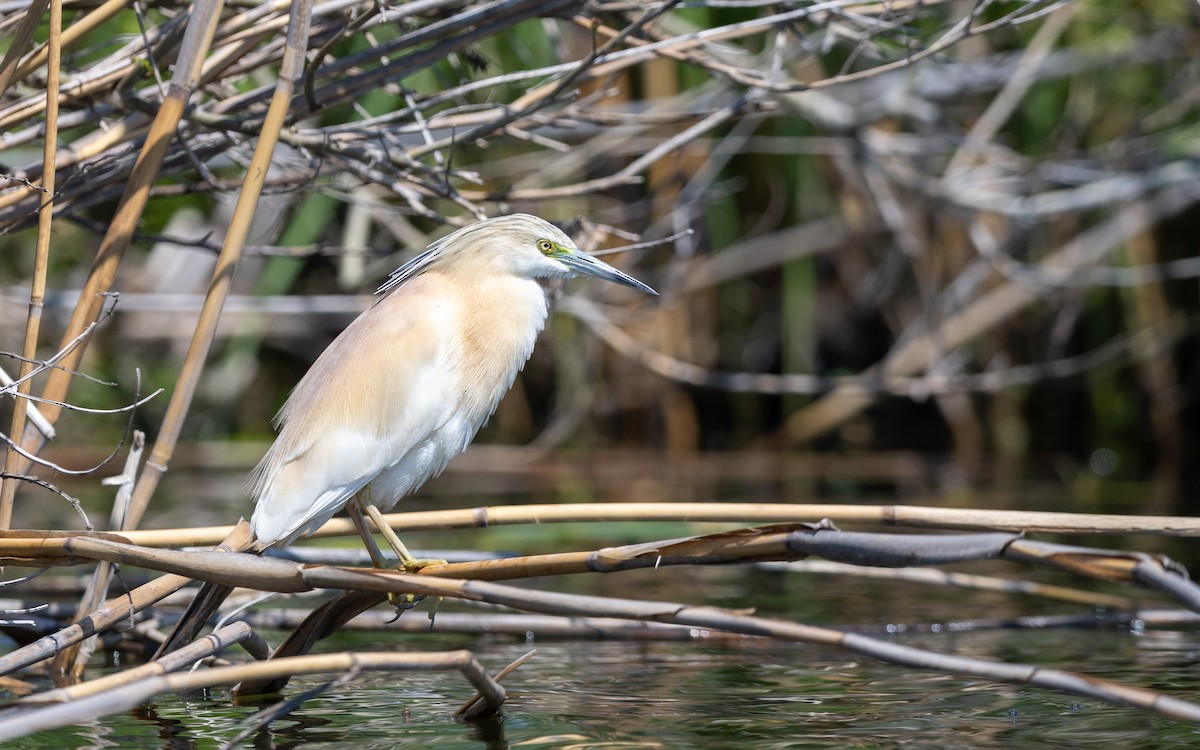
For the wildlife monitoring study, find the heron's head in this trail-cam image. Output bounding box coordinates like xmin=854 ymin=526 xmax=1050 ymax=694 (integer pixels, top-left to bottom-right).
xmin=378 ymin=214 xmax=657 ymax=296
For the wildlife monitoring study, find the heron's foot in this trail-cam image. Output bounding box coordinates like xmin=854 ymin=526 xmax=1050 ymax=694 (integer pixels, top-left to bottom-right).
xmin=385 ymin=591 xmax=424 ymax=618
xmin=427 ymin=596 xmax=443 ymax=630
xmin=398 ymin=556 xmax=447 ymax=573
xmin=384 ymin=556 xmax=446 ymax=620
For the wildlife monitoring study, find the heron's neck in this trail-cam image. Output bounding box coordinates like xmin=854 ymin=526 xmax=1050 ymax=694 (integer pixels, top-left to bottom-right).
xmin=452 ymin=273 xmax=549 ymax=414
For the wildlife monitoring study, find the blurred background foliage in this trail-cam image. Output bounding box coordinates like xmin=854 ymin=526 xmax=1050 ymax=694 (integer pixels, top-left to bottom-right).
xmin=0 ymin=0 xmax=1197 ymax=524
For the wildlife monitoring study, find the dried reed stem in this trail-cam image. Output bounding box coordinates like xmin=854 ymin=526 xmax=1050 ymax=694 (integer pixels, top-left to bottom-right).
xmin=14 ymin=0 xmax=226 ymax=462
xmin=23 ymin=622 xmax=263 ymax=704
xmin=126 ymin=0 xmax=312 ymax=524
xmin=786 ymin=192 xmax=1197 ymax=442
xmin=96 ymin=502 xmax=1200 ymax=550
xmin=0 ymin=0 xmax=49 ymax=96
xmin=11 ymin=0 xmax=132 ymax=84
xmin=55 ymin=431 xmax=146 ymax=679
xmin=0 ymin=650 xmax=506 ymax=741
xmin=0 ymin=0 xmax=60 ymax=530
xmin=766 ymin=560 xmax=1135 ymax=609
xmin=0 ymin=522 xmax=254 ymax=677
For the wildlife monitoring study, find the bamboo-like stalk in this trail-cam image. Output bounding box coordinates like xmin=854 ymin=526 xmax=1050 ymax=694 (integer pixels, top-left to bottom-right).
xmin=10 ymin=0 xmax=132 ymax=84
xmin=250 ymin=545 xmax=1136 ymax=609
xmin=243 ymin=564 xmax=1200 ymax=723
xmin=57 ymin=431 xmax=145 ymax=679
xmin=784 ymin=194 xmax=1197 ymax=443
xmin=0 ymin=0 xmax=61 ymax=531
xmin=0 ymin=522 xmax=255 ymax=677
xmin=5 ymin=525 xmax=1184 ymax=723
xmin=0 ymin=572 xmax=194 ymax=676
xmin=243 ymin=608 xmax=757 ymax=640
xmin=764 ymin=560 xmax=1135 ymax=608
xmin=457 ymin=648 xmax=535 ymax=720
xmin=23 ymin=621 xmax=264 ymax=705
xmin=15 ymin=0 xmax=226 ymax=462
xmin=125 ymin=0 xmax=313 ymax=526
xmin=16 ymin=527 xmax=1187 ymax=609
xmin=243 ymin=606 xmax=1198 ymax=638
xmin=0 ymin=650 xmax=506 ymax=741
xmin=85 ymin=502 xmax=1200 ymax=550
xmin=0 ymin=0 xmax=49 ymax=97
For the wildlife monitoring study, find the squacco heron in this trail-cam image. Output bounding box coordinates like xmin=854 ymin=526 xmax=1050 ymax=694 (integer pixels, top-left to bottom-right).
xmin=157 ymin=214 xmax=655 ymax=654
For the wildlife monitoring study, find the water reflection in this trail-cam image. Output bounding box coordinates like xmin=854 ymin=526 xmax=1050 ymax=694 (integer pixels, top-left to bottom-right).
xmin=5 ymin=604 xmax=1199 ymax=748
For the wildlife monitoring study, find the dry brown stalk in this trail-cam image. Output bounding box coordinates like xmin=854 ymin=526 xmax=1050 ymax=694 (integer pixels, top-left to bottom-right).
xmin=433 ymin=502 xmax=1159 ymax=541
xmin=0 ymin=571 xmax=196 ymax=676
xmin=2 ymin=525 xmax=1195 ymax=675
xmin=12 ymin=0 xmax=226 ymax=462
xmin=766 ymin=560 xmax=1135 ymax=609
xmin=244 ymin=566 xmax=1200 ymax=723
xmin=14 ymin=496 xmax=1200 ymax=549
xmin=0 ymin=649 xmax=507 ymax=741
xmin=247 ymin=606 xmax=1200 ymax=638
xmin=457 ymin=648 xmax=535 ymax=720
xmin=243 ymin=608 xmax=756 ymax=641
xmin=125 ymin=0 xmax=313 ymax=525
xmin=100 ymin=503 xmax=1200 ymax=550
xmin=0 ymin=522 xmax=254 ymax=677
xmin=256 ymin=544 xmax=1137 ymax=609
xmin=22 ymin=621 xmax=265 ymax=705
xmin=0 ymin=0 xmax=60 ymax=531
xmin=0 ymin=0 xmax=49 ymax=97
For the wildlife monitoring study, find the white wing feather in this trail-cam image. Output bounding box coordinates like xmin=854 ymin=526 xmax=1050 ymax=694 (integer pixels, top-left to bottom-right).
xmin=249 ymin=268 xmax=549 ymax=548
xmin=250 ymin=278 xmax=455 ymax=545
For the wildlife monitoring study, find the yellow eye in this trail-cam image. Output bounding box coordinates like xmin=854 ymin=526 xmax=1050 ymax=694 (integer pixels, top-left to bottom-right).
xmin=537 ymin=239 xmax=554 ymax=254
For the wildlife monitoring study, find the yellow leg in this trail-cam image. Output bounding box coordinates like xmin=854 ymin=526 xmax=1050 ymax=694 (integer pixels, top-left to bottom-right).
xmin=362 ymin=503 xmax=422 ymax=571
xmin=348 ymin=491 xmax=445 ymax=616
xmin=346 ymin=497 xmax=391 ymax=569
xmin=362 ymin=500 xmax=447 ymax=622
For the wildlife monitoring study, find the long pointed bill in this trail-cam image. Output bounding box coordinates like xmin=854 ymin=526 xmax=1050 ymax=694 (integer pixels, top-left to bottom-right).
xmin=556 ymin=251 xmax=658 ymax=296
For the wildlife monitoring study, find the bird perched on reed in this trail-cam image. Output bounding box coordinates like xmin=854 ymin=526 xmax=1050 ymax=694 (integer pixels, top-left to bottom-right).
xmin=157 ymin=213 xmax=656 ymax=655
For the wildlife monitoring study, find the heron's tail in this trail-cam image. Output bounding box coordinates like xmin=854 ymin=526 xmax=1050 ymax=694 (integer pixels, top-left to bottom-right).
xmin=154 ymin=519 xmax=259 ymax=658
